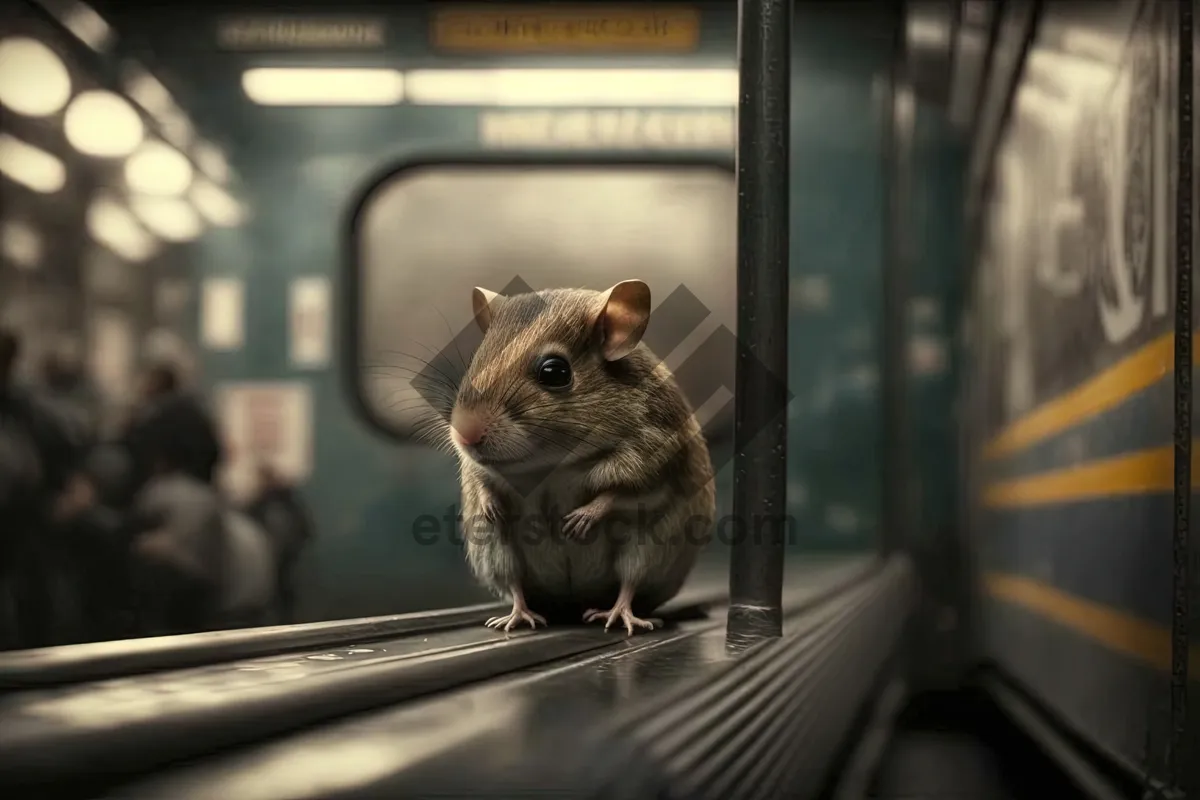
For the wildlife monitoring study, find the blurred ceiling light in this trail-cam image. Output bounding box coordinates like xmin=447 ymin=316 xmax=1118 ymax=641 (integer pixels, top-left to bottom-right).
xmin=191 ymin=179 xmax=245 ymax=226
xmin=0 ymin=134 xmax=67 ymax=193
xmin=194 ymin=141 xmax=231 ymax=183
xmin=87 ymin=195 xmax=158 ymax=262
xmin=404 ymin=69 xmax=739 ymax=106
xmin=125 ymin=140 xmax=193 ymax=196
xmin=242 ymin=68 xmax=404 ymax=105
xmin=129 ymin=196 xmax=203 ymax=242
xmin=64 ymin=90 xmax=145 ymax=157
xmin=60 ymin=1 xmax=114 ymax=52
xmin=0 ymin=220 xmax=43 ymax=270
xmin=125 ymin=66 xmax=174 ymax=116
xmin=0 ymin=38 xmax=72 ymax=116
xmin=159 ymin=108 xmax=194 ymax=149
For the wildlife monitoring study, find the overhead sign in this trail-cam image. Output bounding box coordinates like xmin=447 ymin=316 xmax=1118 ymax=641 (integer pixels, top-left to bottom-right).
xmin=479 ymin=109 xmax=734 ymax=149
xmin=431 ymin=6 xmax=700 ymax=52
xmin=217 ymin=17 xmax=386 ymax=49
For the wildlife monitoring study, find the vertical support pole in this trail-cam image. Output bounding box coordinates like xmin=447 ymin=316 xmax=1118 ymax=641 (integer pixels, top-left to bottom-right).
xmin=1170 ymin=0 xmax=1194 ymax=793
xmin=881 ymin=5 xmax=913 ymax=557
xmin=726 ymin=0 xmax=791 ymax=649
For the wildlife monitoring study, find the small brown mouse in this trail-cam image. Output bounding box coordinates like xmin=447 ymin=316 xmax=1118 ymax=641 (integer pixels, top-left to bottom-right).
xmin=448 ymin=279 xmax=715 ymax=635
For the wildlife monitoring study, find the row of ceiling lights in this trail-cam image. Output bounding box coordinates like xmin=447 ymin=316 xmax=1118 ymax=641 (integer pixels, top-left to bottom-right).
xmin=240 ymin=67 xmax=741 ymax=106
xmin=0 ymin=33 xmax=246 ymax=265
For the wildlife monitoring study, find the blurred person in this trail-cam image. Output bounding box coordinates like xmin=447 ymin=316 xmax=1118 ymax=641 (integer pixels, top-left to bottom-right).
xmin=0 ymin=328 xmax=85 ymax=647
xmin=217 ymin=505 xmax=277 ymax=629
xmin=129 ymin=453 xmax=277 ymax=636
xmin=246 ymin=462 xmax=314 ymax=623
xmin=127 ymin=457 xmax=228 ymax=636
xmin=38 ymin=343 xmax=100 ymax=444
xmin=121 ymin=361 xmax=223 ymax=496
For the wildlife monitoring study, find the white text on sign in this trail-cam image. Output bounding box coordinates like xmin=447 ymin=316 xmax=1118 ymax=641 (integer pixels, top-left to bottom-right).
xmin=479 ymin=110 xmax=735 ymax=149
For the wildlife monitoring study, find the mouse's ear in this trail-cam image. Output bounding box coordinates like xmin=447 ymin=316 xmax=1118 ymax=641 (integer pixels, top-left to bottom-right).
xmin=472 ymin=287 xmax=499 ymax=332
xmin=596 ymin=279 xmax=651 ymax=361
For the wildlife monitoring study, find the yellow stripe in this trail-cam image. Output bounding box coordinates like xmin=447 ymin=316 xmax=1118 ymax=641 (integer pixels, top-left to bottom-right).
xmin=984 ymin=572 xmax=1199 ymax=675
xmin=982 ymin=445 xmax=1177 ymax=508
xmin=983 ymin=332 xmax=1176 ymax=461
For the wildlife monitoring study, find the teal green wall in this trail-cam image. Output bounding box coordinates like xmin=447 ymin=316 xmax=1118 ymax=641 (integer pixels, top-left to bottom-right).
xmin=908 ymin=105 xmax=968 ymax=545
xmin=144 ymin=4 xmax=963 ymax=621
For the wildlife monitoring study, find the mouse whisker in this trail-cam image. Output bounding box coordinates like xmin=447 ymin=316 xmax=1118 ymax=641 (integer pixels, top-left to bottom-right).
xmin=376 ymin=348 xmax=465 ymax=394
xmin=429 ymin=306 xmax=473 ymax=374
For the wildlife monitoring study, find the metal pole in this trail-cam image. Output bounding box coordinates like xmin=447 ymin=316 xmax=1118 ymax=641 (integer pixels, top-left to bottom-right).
xmin=881 ymin=14 xmax=914 ymax=557
xmin=1169 ymin=0 xmax=1194 ymax=792
xmin=726 ymin=0 xmax=791 ymax=649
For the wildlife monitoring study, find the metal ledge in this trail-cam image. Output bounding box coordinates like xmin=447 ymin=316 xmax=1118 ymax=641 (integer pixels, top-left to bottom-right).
xmin=0 ymin=603 xmax=507 ymax=689
xmin=0 ymin=588 xmax=727 ymax=793
xmin=97 ymin=559 xmax=878 ymax=799
xmin=0 ymin=561 xmax=733 ymax=691
xmin=577 ymin=555 xmax=916 ymax=800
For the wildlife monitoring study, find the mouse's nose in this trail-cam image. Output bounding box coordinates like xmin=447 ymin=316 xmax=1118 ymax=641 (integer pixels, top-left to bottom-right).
xmin=450 ymin=407 xmax=488 ymax=447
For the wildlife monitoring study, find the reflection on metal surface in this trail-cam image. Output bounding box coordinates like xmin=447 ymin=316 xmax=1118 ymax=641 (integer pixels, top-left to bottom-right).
xmin=980 ymin=0 xmax=1172 ymax=450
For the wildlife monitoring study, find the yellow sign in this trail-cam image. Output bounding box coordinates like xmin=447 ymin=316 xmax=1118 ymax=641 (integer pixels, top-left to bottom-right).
xmin=431 ymin=6 xmax=701 ymax=52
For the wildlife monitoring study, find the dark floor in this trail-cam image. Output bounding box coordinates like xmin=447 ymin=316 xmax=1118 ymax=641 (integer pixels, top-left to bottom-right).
xmin=869 ymin=690 xmax=1091 ymax=799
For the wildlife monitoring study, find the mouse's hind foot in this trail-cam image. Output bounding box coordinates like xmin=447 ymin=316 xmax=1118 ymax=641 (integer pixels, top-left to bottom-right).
xmin=583 ymin=605 xmax=662 ymax=636
xmin=487 ymin=588 xmax=547 ymax=632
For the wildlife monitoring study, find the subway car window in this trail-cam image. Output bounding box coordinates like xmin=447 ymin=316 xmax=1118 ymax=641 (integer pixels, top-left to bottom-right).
xmin=355 ymin=164 xmax=737 ymax=436
xmin=1 ymin=0 xmax=1194 ymax=796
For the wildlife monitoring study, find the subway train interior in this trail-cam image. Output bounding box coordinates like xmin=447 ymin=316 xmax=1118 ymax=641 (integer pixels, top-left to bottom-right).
xmin=0 ymin=0 xmax=1195 ymax=796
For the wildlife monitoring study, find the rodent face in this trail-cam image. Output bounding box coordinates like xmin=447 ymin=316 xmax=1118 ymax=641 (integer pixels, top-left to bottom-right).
xmin=450 ymin=283 xmax=651 ymax=470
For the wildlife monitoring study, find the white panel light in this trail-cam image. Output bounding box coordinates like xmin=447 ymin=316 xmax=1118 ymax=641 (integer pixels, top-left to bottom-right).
xmin=125 ymin=140 xmax=193 ymax=196
xmin=87 ymin=195 xmax=158 ymax=262
xmin=404 ymin=69 xmax=738 ymax=107
xmin=242 ymin=68 xmax=404 ymax=106
xmin=0 ymin=134 xmax=66 ymax=193
xmin=191 ymin=179 xmax=245 ymax=226
xmin=130 ymin=196 xmax=202 ymax=242
xmin=0 ymin=38 xmax=72 ymax=116
xmin=64 ymin=90 xmax=144 ymax=157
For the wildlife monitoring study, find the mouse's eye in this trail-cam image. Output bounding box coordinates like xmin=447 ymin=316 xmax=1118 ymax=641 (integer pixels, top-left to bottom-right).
xmin=534 ymin=355 xmax=572 ymax=390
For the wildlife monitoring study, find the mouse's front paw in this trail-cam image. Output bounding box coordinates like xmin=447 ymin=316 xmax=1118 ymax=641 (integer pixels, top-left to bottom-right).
xmin=480 ymin=495 xmax=504 ymax=524
xmin=562 ymin=494 xmax=615 ymax=540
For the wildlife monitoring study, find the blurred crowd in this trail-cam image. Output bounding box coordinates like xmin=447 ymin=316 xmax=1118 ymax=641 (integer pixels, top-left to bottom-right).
xmin=0 ymin=327 xmax=314 ymax=651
